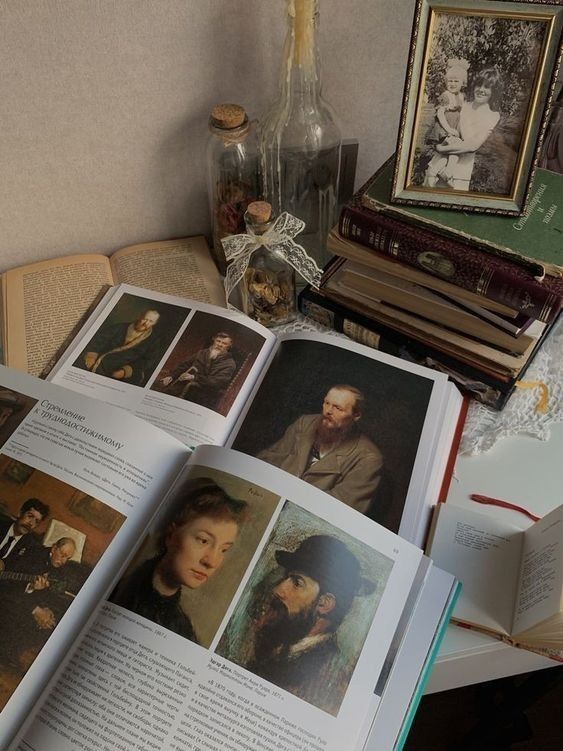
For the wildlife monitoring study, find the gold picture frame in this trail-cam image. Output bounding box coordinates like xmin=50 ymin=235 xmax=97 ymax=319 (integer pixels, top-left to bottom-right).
xmin=392 ymin=0 xmax=563 ymax=214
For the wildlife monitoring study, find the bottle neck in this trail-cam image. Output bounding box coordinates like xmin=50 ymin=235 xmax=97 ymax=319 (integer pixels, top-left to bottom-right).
xmin=278 ymin=0 xmax=322 ymax=99
xmin=244 ymin=216 xmax=275 ymax=237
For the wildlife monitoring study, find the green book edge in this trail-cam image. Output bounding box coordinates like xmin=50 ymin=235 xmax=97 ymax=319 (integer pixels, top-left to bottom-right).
xmin=394 ymin=579 xmax=463 ymax=751
xmin=362 ymin=158 xmax=563 ymax=276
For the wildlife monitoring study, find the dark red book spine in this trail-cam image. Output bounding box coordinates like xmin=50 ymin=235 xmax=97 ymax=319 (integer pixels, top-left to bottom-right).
xmin=339 ymin=205 xmax=563 ymax=324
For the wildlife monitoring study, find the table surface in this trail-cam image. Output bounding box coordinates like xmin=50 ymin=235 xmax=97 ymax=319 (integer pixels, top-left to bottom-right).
xmin=426 ymin=420 xmax=563 ymax=693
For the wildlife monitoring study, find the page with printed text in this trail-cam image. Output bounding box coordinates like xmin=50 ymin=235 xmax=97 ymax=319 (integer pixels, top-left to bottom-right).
xmin=0 ymin=365 xmax=190 ymax=751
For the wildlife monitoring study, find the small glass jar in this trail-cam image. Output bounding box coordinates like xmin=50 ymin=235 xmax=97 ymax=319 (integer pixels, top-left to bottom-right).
xmin=238 ymin=201 xmax=297 ymax=327
xmin=206 ymin=103 xmax=260 ymax=275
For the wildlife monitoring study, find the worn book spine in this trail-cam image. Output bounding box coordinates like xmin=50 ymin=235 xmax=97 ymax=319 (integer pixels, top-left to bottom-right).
xmin=339 ymin=205 xmax=563 ymax=324
xmin=298 ymin=285 xmax=514 ymax=410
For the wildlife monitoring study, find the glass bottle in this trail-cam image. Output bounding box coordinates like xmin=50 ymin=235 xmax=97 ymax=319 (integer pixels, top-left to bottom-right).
xmin=260 ymin=0 xmax=341 ymax=272
xmin=238 ymin=201 xmax=297 ymax=327
xmin=206 ymin=103 xmax=260 ymax=275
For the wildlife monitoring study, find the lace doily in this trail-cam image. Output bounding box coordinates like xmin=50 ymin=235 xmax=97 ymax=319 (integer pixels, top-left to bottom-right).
xmin=460 ymin=314 xmax=563 ymax=455
xmin=274 ymin=312 xmax=563 ymax=457
xmin=274 ymin=312 xmax=345 ymax=338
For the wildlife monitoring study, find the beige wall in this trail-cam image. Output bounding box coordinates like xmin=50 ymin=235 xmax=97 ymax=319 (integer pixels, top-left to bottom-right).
xmin=0 ymin=0 xmax=416 ymax=272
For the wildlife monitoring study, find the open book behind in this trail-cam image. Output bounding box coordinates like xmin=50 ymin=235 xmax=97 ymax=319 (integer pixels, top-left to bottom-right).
xmin=427 ymin=502 xmax=563 ymax=661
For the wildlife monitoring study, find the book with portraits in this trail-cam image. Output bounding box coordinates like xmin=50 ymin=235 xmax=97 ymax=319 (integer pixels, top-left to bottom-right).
xmin=46 ymin=282 xmax=466 ymax=549
xmin=0 ymin=365 xmax=459 ymax=751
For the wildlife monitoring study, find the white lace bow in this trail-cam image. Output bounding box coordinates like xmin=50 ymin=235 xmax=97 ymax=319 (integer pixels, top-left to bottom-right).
xmin=221 ymin=212 xmax=322 ymax=308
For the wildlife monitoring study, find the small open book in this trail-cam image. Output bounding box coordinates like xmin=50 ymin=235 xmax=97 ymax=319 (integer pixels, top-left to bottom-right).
xmin=427 ymin=502 xmax=563 ymax=661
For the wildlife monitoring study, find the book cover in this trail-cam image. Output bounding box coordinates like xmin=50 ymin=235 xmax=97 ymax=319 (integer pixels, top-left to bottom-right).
xmin=331 ymin=260 xmax=541 ymax=354
xmin=361 ymin=157 xmax=563 ymax=278
xmin=340 ymin=203 xmax=563 ymax=323
xmin=393 ymin=574 xmax=462 ymax=751
xmin=328 ymin=226 xmax=519 ymax=316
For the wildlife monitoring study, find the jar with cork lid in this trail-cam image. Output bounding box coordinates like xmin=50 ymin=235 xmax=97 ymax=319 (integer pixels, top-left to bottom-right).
xmin=237 ymin=201 xmax=297 ymax=327
xmin=206 ymin=103 xmax=260 ymax=275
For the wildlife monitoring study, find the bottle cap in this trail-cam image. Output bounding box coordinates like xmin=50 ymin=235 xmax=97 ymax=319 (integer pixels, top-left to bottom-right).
xmin=246 ymin=201 xmax=272 ymax=224
xmin=210 ymin=103 xmax=247 ymax=130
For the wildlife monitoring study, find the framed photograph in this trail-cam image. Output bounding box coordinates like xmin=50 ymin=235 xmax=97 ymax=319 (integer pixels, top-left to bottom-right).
xmin=392 ymin=0 xmax=563 ymax=214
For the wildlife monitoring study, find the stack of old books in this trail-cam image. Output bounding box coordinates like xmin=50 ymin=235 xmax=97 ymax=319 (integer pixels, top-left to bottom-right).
xmin=299 ymin=157 xmax=563 ymax=410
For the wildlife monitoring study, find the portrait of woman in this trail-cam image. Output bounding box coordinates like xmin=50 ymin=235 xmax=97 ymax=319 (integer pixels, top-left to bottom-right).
xmin=110 ymin=478 xmax=248 ymax=643
xmin=425 ymin=66 xmax=502 ymax=191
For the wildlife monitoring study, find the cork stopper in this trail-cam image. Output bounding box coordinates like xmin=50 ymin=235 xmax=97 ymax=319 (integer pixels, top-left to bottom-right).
xmin=246 ymin=201 xmax=272 ymax=224
xmin=210 ymin=103 xmax=247 ymax=130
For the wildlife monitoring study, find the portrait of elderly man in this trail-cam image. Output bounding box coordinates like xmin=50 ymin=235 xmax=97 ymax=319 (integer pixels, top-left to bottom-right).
xmin=15 ymin=536 xmax=84 ymax=591
xmin=159 ymin=332 xmax=237 ymax=409
xmin=258 ymin=385 xmax=383 ymax=513
xmin=0 ymin=537 xmax=87 ymax=673
xmin=75 ymin=308 xmax=162 ymax=386
xmin=232 ymin=534 xmax=375 ymax=715
xmin=0 ymin=498 xmax=50 ymax=570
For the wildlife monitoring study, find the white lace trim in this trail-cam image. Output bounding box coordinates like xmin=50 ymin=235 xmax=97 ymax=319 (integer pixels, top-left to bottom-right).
xmin=460 ymin=315 xmax=563 ymax=455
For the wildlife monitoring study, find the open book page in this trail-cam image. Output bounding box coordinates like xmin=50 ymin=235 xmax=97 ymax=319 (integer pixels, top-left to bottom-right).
xmin=21 ymin=446 xmax=430 ymax=751
xmin=227 ymin=331 xmax=463 ymax=547
xmin=47 ymin=284 xmax=277 ymax=448
xmin=426 ymin=503 xmax=526 ymax=635
xmin=2 ymin=255 xmax=114 ymax=377
xmin=0 ymin=365 xmax=190 ymax=751
xmin=512 ymin=504 xmax=563 ymax=639
xmin=110 ymin=237 xmax=226 ymax=307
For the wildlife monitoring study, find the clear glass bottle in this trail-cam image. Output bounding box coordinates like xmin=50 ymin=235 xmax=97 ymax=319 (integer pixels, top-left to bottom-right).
xmin=238 ymin=201 xmax=297 ymax=327
xmin=206 ymin=103 xmax=260 ymax=275
xmin=260 ymin=0 xmax=341 ymax=272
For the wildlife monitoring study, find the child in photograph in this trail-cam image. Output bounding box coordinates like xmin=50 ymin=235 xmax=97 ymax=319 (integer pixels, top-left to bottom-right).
xmin=424 ymin=58 xmax=470 ymax=187
xmin=433 ymin=66 xmax=502 ymax=192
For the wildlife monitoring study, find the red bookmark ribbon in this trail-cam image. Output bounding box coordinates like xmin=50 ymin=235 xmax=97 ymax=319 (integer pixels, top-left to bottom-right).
xmin=469 ymin=494 xmax=541 ymax=522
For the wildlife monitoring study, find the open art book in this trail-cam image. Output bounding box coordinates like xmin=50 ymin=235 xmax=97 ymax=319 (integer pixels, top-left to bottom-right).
xmin=1 ymin=237 xmax=225 ymax=378
xmin=427 ymin=502 xmax=563 ymax=662
xmin=0 ymin=366 xmax=459 ymax=751
xmin=46 ymin=283 xmax=466 ymax=547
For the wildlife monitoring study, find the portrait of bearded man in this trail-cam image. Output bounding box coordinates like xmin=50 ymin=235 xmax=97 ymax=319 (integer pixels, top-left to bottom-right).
xmin=219 ymin=531 xmax=377 ymax=716
xmin=159 ymin=331 xmax=236 ymax=409
xmin=258 ymin=384 xmax=383 ymax=513
xmin=76 ymin=308 xmax=162 ymax=386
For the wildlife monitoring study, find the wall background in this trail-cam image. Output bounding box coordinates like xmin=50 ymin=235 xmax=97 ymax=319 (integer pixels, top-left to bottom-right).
xmin=0 ymin=0 xmax=416 ymax=272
